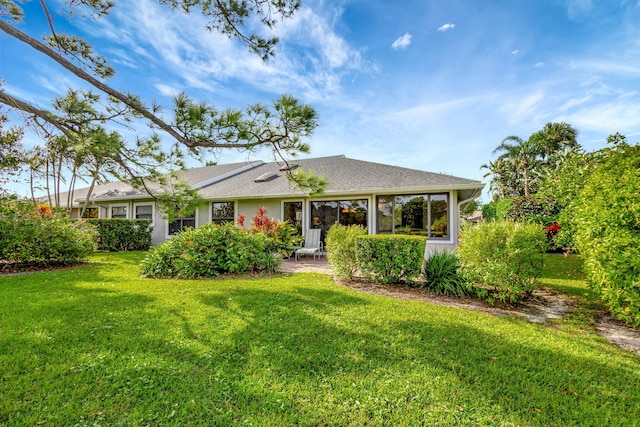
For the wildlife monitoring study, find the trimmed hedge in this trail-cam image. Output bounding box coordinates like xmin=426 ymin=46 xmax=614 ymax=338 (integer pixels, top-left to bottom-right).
xmin=457 ymin=221 xmax=546 ymax=304
xmin=355 ymin=234 xmax=426 ymax=284
xmin=86 ymin=218 xmax=152 ymax=252
xmin=326 ymin=224 xmax=367 ymax=280
xmin=140 ymin=222 xmax=280 ymax=279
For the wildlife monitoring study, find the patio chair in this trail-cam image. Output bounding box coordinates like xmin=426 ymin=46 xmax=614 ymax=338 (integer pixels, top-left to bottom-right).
xmin=295 ymin=229 xmax=323 ymax=261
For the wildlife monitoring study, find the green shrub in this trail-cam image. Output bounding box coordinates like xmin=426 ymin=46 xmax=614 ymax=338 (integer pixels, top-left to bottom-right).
xmin=326 ymin=224 xmax=367 ymax=280
xmin=457 ymin=221 xmax=546 ymax=304
xmin=505 ymin=196 xmax=560 ymax=224
xmin=355 ymin=234 xmax=426 ymax=284
xmin=238 ymin=207 xmax=303 ymax=256
xmin=573 ymin=137 xmax=640 ymax=327
xmin=0 ymin=197 xmax=97 ymax=266
xmin=86 ymin=218 xmax=152 ymax=251
xmin=421 ymin=250 xmax=471 ymax=297
xmin=482 ymin=198 xmax=513 ymax=222
xmin=140 ymin=222 xmax=280 ymax=278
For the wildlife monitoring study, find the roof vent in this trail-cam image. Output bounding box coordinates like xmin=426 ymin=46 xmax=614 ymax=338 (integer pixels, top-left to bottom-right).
xmin=254 ymin=172 xmax=279 ymax=182
xmin=279 ymin=163 xmax=299 ymax=171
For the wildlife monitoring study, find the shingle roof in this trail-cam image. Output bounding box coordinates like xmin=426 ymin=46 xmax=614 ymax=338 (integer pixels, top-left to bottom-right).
xmin=197 ymin=155 xmax=483 ymax=199
xmin=59 ymin=155 xmax=483 ymax=205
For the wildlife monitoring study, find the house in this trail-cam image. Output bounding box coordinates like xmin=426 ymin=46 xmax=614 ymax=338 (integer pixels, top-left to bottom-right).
xmin=61 ymin=155 xmax=484 ymax=254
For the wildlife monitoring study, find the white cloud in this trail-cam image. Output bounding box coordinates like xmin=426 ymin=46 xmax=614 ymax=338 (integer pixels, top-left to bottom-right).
xmin=154 ymin=84 xmax=182 ymax=98
xmin=437 ymin=23 xmax=455 ymax=32
xmin=391 ymin=33 xmax=412 ymax=50
xmin=533 ymin=62 xmax=545 ymax=67
xmin=511 ymin=49 xmax=520 ymax=55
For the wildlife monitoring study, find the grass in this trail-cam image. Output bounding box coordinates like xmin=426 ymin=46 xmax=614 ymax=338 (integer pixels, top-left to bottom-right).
xmin=1 ymin=252 xmax=639 ymax=426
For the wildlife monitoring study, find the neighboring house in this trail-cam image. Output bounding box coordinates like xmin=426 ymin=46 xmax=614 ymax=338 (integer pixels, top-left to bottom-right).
xmin=58 ymin=155 xmax=484 ymax=254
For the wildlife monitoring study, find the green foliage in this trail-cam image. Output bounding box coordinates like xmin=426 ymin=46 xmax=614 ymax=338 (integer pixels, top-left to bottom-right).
xmin=505 ymin=196 xmax=560 ymax=224
xmin=537 ymin=149 xmax=603 ymax=250
xmin=481 ymin=198 xmax=512 ymax=222
xmin=155 ymin=180 xmax=204 ymax=223
xmin=0 ymin=197 xmax=97 ymax=266
xmin=355 ymin=234 xmax=426 ymax=284
xmin=0 ymin=108 xmax=25 ymax=188
xmin=325 ymin=224 xmax=368 ymax=280
xmin=457 ymin=221 xmax=546 ymax=304
xmin=421 ymin=250 xmax=471 ymax=296
xmin=483 ymin=122 xmax=579 ymax=199
xmin=573 ymin=137 xmax=640 ymax=327
xmin=85 ymin=219 xmax=152 ymax=252
xmin=1 ymin=1 xmax=325 ymax=199
xmin=2 ymin=252 xmax=638 ymax=426
xmin=239 ymin=206 xmax=303 ymax=256
xmin=140 ymin=222 xmax=280 ymax=278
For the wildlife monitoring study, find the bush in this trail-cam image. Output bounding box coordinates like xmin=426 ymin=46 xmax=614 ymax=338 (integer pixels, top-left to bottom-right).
xmin=355 ymin=234 xmax=426 ymax=284
xmin=140 ymin=222 xmax=280 ymax=278
xmin=457 ymin=221 xmax=546 ymax=304
xmin=573 ymin=137 xmax=640 ymax=327
xmin=482 ymin=198 xmax=513 ymax=222
xmin=238 ymin=207 xmax=303 ymax=256
xmin=325 ymin=224 xmax=367 ymax=280
xmin=505 ymin=196 xmax=560 ymax=224
xmin=0 ymin=197 xmax=97 ymax=266
xmin=421 ymin=250 xmax=471 ymax=297
xmin=86 ymin=218 xmax=152 ymax=251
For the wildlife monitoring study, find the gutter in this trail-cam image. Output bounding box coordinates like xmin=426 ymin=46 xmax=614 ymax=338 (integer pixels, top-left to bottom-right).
xmin=457 ymin=187 xmax=483 ymax=216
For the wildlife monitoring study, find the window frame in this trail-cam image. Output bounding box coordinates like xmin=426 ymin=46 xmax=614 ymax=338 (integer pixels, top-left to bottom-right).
xmin=211 ymin=201 xmax=236 ymax=225
xmin=81 ymin=207 xmax=99 ymax=219
xmin=109 ymin=204 xmax=128 ymax=219
xmin=376 ymin=193 xmax=450 ymax=240
xmin=166 ymin=211 xmax=197 ymax=237
xmin=133 ymin=202 xmax=155 ymax=225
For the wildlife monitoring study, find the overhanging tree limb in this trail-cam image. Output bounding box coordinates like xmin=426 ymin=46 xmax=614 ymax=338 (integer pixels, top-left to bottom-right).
xmin=0 ymin=19 xmax=198 ymax=146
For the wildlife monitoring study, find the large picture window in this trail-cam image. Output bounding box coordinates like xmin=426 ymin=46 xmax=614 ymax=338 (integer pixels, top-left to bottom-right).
xmin=212 ymin=201 xmax=235 ymax=224
xmin=377 ymin=193 xmax=449 ymax=239
xmin=310 ymin=199 xmax=368 ymax=239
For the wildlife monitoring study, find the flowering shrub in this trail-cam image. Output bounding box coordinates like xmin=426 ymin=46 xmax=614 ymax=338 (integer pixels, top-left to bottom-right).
xmin=238 ymin=207 xmax=302 ymax=255
xmin=0 ymin=196 xmax=96 ymax=266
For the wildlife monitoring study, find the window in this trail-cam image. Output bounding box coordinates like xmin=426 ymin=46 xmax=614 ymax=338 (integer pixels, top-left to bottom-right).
xmin=283 ymin=201 xmax=303 ymax=234
xmin=135 ymin=204 xmax=153 ymax=220
xmin=311 ymin=199 xmax=368 ymax=239
xmin=81 ymin=207 xmax=99 ymax=219
xmin=212 ymin=201 xmax=234 ymax=224
xmin=168 ymin=213 xmax=196 ymax=235
xmin=377 ymin=193 xmax=449 ymax=239
xmin=110 ymin=205 xmax=127 ymax=219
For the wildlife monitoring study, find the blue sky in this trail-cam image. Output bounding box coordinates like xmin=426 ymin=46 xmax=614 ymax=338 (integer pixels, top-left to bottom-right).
xmin=2 ymin=0 xmax=640 ymax=200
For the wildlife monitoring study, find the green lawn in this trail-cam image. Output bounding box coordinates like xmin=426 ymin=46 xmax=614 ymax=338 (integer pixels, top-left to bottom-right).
xmin=1 ymin=252 xmax=638 ymax=426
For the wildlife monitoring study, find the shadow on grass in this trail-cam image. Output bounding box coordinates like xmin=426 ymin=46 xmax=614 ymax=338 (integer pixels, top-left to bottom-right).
xmin=1 ymin=263 xmax=639 ymax=426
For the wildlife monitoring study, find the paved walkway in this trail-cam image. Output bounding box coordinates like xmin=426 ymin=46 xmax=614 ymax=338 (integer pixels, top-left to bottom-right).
xmin=280 ymin=257 xmax=331 ymax=274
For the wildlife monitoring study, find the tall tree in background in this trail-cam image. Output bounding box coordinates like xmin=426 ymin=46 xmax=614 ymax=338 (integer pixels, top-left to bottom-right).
xmin=484 ymin=122 xmax=580 ymax=199
xmin=0 ymin=0 xmax=325 ymax=209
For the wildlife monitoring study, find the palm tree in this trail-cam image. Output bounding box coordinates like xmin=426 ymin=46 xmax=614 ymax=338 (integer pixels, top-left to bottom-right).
xmin=485 ymin=123 xmax=582 ymax=199
xmin=492 ymin=135 xmax=540 ymax=197
xmin=538 ymin=122 xmax=579 ymax=160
